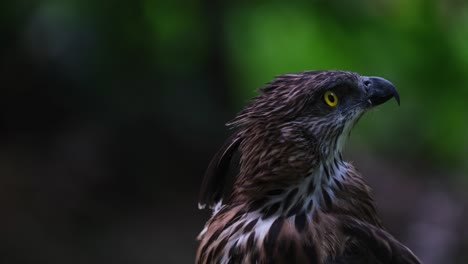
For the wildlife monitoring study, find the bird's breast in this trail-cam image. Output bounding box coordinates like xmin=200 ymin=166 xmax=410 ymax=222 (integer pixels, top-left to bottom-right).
xmin=196 ymin=161 xmax=377 ymax=263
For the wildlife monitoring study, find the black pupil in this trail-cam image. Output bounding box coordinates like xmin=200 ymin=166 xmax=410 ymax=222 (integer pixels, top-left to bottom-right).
xmin=328 ymin=94 xmax=335 ymax=103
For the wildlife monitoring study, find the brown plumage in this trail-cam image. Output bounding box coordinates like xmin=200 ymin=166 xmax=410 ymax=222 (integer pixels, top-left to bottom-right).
xmin=196 ymin=70 xmax=420 ymax=264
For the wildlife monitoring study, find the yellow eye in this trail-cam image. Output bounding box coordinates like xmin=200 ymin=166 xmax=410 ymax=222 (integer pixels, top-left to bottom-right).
xmin=324 ymin=91 xmax=338 ymax=107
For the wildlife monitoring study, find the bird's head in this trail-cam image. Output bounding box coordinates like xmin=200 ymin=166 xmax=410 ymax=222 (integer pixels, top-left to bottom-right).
xmin=230 ymin=70 xmax=399 ymax=160
xmin=199 ymin=70 xmax=399 ymax=208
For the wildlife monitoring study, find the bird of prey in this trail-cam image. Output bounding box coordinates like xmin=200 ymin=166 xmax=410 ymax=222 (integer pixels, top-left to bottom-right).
xmin=196 ymin=70 xmax=421 ymax=264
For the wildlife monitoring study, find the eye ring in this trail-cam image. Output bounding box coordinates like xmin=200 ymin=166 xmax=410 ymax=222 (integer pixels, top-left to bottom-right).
xmin=324 ymin=91 xmax=338 ymax=107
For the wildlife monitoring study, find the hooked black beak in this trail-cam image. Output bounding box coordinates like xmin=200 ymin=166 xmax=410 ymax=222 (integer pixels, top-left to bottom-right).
xmin=362 ymin=76 xmax=400 ymax=107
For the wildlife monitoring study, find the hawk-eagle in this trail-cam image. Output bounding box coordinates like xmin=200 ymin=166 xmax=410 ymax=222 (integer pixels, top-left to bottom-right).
xmin=196 ymin=70 xmax=421 ymax=264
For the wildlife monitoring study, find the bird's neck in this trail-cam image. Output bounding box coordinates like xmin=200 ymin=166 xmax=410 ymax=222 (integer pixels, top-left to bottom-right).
xmin=258 ymin=153 xmax=345 ymax=216
xmin=231 ymin=146 xmax=348 ymax=219
xmin=229 ymin=122 xmax=357 ymax=217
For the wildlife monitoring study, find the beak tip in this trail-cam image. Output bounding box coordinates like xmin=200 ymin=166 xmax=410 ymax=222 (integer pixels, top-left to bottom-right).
xmin=394 ymin=93 xmax=401 ymax=106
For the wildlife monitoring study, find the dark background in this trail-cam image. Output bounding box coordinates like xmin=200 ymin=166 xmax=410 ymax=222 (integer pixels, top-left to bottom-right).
xmin=1 ymin=1 xmax=467 ymax=263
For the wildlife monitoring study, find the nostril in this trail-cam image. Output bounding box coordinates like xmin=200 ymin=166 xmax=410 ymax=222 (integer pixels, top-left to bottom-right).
xmin=363 ymin=80 xmax=371 ymax=93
